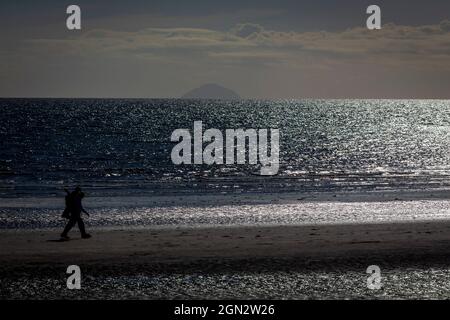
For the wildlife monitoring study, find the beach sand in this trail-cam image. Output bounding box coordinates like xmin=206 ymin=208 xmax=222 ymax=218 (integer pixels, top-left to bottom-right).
xmin=1 ymin=219 xmax=450 ymax=299
xmin=2 ymin=220 xmax=450 ymax=264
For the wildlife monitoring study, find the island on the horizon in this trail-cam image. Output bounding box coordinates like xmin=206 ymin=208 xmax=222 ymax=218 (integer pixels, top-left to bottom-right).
xmin=181 ymin=83 xmax=240 ymax=100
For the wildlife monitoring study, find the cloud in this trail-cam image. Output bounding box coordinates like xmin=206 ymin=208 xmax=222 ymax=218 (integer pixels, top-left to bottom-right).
xmin=230 ymin=23 xmax=265 ymax=38
xmin=21 ymin=20 xmax=450 ymax=71
xmin=440 ymin=20 xmax=450 ymax=32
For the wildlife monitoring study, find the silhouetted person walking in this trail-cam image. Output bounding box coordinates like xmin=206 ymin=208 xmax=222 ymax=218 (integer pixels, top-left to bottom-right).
xmin=61 ymin=188 xmax=72 ymax=219
xmin=61 ymin=187 xmax=91 ymax=239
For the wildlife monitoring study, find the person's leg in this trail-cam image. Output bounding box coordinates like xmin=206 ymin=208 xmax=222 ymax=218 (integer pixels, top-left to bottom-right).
xmin=77 ymin=217 xmax=87 ymax=236
xmin=61 ymin=218 xmax=76 ymax=237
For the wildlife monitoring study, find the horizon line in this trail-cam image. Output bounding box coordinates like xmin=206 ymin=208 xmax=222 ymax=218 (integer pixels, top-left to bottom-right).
xmin=1 ymin=96 xmax=450 ymax=101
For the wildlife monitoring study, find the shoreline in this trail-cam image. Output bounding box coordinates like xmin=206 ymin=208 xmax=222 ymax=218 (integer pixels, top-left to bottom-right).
xmin=1 ymin=188 xmax=450 ymax=209
xmin=1 ymin=190 xmax=450 ymax=230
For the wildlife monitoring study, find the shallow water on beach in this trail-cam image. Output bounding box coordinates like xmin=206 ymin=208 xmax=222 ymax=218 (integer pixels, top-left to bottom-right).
xmin=1 ymin=199 xmax=450 ymax=230
xmin=1 ymin=98 xmax=450 ymax=197
xmin=3 ymin=264 xmax=450 ymax=300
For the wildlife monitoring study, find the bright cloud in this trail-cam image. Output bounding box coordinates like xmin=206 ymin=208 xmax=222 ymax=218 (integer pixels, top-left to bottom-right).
xmin=22 ymin=21 xmax=450 ymax=70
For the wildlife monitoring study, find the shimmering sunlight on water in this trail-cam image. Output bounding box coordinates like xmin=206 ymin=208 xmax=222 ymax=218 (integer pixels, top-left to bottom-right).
xmin=1 ymin=98 xmax=450 ymax=197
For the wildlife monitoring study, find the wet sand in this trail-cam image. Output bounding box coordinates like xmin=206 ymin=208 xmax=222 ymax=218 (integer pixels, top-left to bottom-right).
xmin=1 ymin=220 xmax=450 ymax=299
xmin=2 ymin=189 xmax=450 ymax=210
xmin=2 ymin=220 xmax=450 ymax=265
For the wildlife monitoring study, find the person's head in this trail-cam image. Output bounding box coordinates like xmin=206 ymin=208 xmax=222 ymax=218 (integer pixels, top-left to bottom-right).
xmin=75 ymin=186 xmax=81 ymax=193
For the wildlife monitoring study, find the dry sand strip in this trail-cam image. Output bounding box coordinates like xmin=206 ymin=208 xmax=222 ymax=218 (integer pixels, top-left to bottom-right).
xmin=1 ymin=220 xmax=450 ymax=267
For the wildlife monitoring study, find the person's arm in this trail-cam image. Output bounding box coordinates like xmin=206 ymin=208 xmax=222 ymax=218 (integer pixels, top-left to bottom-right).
xmin=81 ymin=207 xmax=89 ymax=217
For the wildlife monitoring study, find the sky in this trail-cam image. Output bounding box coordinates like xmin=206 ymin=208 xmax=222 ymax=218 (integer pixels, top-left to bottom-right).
xmin=1 ymin=0 xmax=450 ymax=99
